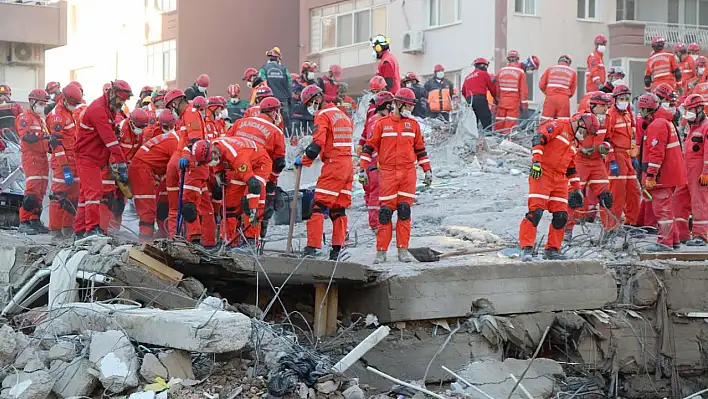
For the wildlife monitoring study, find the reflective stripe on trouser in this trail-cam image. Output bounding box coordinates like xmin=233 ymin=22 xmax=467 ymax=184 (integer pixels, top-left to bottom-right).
xmin=307 ymin=159 xmax=353 ymax=249
xmin=540 ymin=95 xmax=571 ymax=120
xmin=166 ymin=153 xmax=181 ymax=237
xmin=494 ymin=106 xmax=519 ymax=134
xmin=671 ymin=185 xmax=691 ymax=241
xmin=76 ymin=157 xmax=106 ymax=233
xmin=637 ymin=198 xmax=658 ymax=228
xmin=606 ymin=152 xmax=641 ymax=227
xmin=376 ymin=168 xmax=416 ymax=251
xmin=100 ymin=168 xmax=117 ymax=234
xmin=567 ymin=157 xmax=612 ymax=230
xmin=49 ymin=170 xmax=79 ymax=231
xmin=363 ymin=168 xmax=380 ymax=230
xmin=20 ymin=156 xmax=48 ymax=222
xmin=182 ymin=168 xmax=216 ymax=247
xmin=223 ymin=170 xmax=269 ymax=244
xmin=686 ymin=157 xmax=708 ymax=239
xmin=519 ymin=174 xmax=569 ymax=250
xmin=649 ymin=186 xmax=679 ymax=246
xmin=128 ymin=160 xmax=158 ymax=240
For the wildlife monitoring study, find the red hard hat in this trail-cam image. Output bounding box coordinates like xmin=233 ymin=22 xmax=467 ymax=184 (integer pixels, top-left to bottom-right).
xmin=0 ymin=85 xmax=11 ymax=96
xmin=689 ymin=42 xmax=702 ymax=53
xmin=507 ymin=50 xmax=520 ymax=60
xmin=588 ymin=91 xmax=612 ymax=105
xmin=369 ymin=76 xmax=386 ymax=91
xmin=28 ymin=89 xmax=50 ymax=102
xmin=394 ymin=88 xmax=416 ymax=105
xmin=698 ymin=56 xmax=708 ymax=67
xmin=638 ymin=93 xmax=660 ymax=109
xmin=558 ymin=54 xmax=572 ymax=65
xmin=130 ymin=108 xmax=150 ymax=128
xmin=46 ymin=81 xmax=60 ymax=94
xmin=684 ymin=93 xmax=706 ymax=109
xmin=158 ymin=110 xmax=176 ymax=127
xmin=301 ymin=85 xmax=323 ymax=105
xmin=473 ymin=57 xmax=489 ymax=66
xmin=301 ymin=61 xmax=318 ymax=73
xmin=140 ymin=85 xmax=154 ymax=94
xmin=259 ymin=97 xmax=281 ymax=113
xmin=243 ymin=68 xmax=258 ymax=81
xmin=329 ymin=64 xmax=342 ymax=79
xmin=612 ymin=84 xmax=631 ymax=98
xmin=112 ymin=80 xmax=133 ymax=100
xmin=196 ymin=74 xmax=210 ymax=88
xmin=403 ymin=72 xmax=420 ymax=82
xmin=674 ymin=42 xmax=687 ymax=52
xmin=652 ymin=36 xmax=666 ymax=46
xmin=571 ymin=112 xmax=601 ymax=135
xmin=434 ymin=64 xmax=445 ymax=72
xmin=191 ymin=96 xmax=207 ymax=110
xmin=152 ymin=89 xmax=167 ymax=102
xmin=374 ymin=91 xmax=394 ymax=107
xmin=164 ymin=89 xmax=186 ymax=106
xmin=192 ymin=140 xmax=212 ymax=164
xmin=653 ymin=83 xmax=674 ymax=100
xmin=528 ymin=55 xmax=540 ymax=69
xmin=227 ymin=84 xmax=240 ymax=98
xmin=594 ymin=34 xmax=607 ymax=45
xmin=255 ymin=85 xmax=274 ymax=99
xmin=208 ymin=96 xmax=227 ymax=108
xmin=62 ymin=84 xmax=83 ymax=106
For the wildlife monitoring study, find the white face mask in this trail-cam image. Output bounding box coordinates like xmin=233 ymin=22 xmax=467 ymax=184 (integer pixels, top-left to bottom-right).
xmin=162 ymin=128 xmax=175 ymax=135
xmin=33 ymin=105 xmax=45 ymax=115
xmin=686 ymin=111 xmax=698 ymax=121
xmin=406 ymin=83 xmax=413 ymax=88
xmin=67 ymin=104 xmax=77 ymax=112
xmin=133 ymin=127 xmax=143 ymax=135
xmin=661 ymin=102 xmax=671 ymax=109
xmin=597 ymin=45 xmax=606 ymax=53
xmin=220 ymin=109 xmax=228 ymax=119
xmin=199 ymin=111 xmax=206 ymax=119
xmin=692 ymin=54 xmax=699 ymax=60
xmin=612 ymin=79 xmax=624 ymax=86
xmin=401 ymin=109 xmax=412 ymax=118
xmin=435 ymin=71 xmax=444 ymax=79
xmin=699 ymin=68 xmax=706 ymax=75
xmin=372 ymin=50 xmax=378 ymax=59
xmin=307 ymin=72 xmax=315 ymax=80
xmin=596 ymin=114 xmax=606 ymax=124
xmin=307 ymin=105 xmax=317 ymax=115
xmin=247 ymin=82 xmax=253 ymax=88
xmin=198 ymin=86 xmax=207 ymax=93
xmin=616 ymin=101 xmax=629 ymax=111
xmin=208 ymin=159 xmax=219 ymax=167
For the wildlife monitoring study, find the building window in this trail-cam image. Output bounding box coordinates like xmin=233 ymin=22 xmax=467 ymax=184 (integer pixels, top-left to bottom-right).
xmin=154 ymin=0 xmax=176 ymax=13
xmin=514 ymin=0 xmax=536 ymax=15
xmin=428 ymin=0 xmax=460 ymax=27
xmin=526 ymin=72 xmax=535 ymax=102
xmin=669 ymin=0 xmax=679 ymax=24
xmin=684 ymin=0 xmax=708 ymax=26
xmin=577 ymin=0 xmax=597 ymax=20
xmin=146 ymin=40 xmax=176 ymax=83
xmin=577 ymin=67 xmax=587 ymax=103
xmin=616 ymin=0 xmax=635 ymax=21
xmin=310 ymin=1 xmax=387 ymax=52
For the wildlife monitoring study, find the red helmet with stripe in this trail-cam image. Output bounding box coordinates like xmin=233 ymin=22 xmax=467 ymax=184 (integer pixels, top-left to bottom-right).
xmin=369 ymin=76 xmax=386 ymax=91
xmin=227 ymin=84 xmax=240 ymax=98
xmin=259 ymin=97 xmax=281 ymax=113
xmin=571 ymin=112 xmax=600 ymax=135
xmin=28 ymin=89 xmax=50 ymax=102
xmin=653 ymin=83 xmax=674 ymax=101
xmin=594 ymin=34 xmax=607 ymax=45
xmin=684 ymin=93 xmax=705 ymax=109
xmin=301 ymin=85 xmax=323 ymax=105
xmin=191 ymin=96 xmax=207 ymax=110
xmin=192 ymin=140 xmax=211 ymax=164
xmin=638 ymin=93 xmax=660 ymax=109
xmin=374 ymin=91 xmax=394 ymax=107
xmin=243 ymin=68 xmax=258 ymax=81
xmin=689 ymin=42 xmax=702 ymax=53
xmin=394 ymin=88 xmax=416 ymax=105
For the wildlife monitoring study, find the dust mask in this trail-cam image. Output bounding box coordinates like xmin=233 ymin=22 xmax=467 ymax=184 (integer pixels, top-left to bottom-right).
xmin=33 ymin=105 xmax=45 ymax=115
xmin=67 ymin=104 xmax=77 ymax=112
xmin=612 ymin=79 xmax=624 ymax=86
xmin=307 ymin=72 xmax=315 ymax=80
xmin=247 ymin=82 xmax=253 ymax=88
xmin=372 ymin=51 xmax=378 ymax=59
xmin=435 ymin=71 xmax=444 ymax=79
xmin=616 ymin=101 xmax=629 ymax=111
xmin=162 ymin=128 xmax=175 ymax=135
xmin=198 ymin=86 xmax=207 ymax=93
xmin=134 ymin=127 xmax=144 ymax=135
xmin=597 ymin=45 xmax=606 ymax=53
xmin=686 ymin=111 xmax=698 ymax=121
xmin=406 ymin=83 xmax=413 ymax=88
xmin=400 ymin=109 xmax=412 ymax=118
xmin=220 ymin=109 xmax=228 ymax=119
xmin=661 ymin=102 xmax=671 ymax=110
xmin=208 ymin=159 xmax=219 ymax=167
xmin=699 ymin=67 xmax=706 ymax=76
xmin=307 ymin=105 xmax=317 ymax=115
xmin=693 ymin=54 xmax=699 ymax=60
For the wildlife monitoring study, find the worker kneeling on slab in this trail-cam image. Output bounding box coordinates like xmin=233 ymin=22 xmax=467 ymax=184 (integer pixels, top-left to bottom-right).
xmin=519 ymin=112 xmax=599 ymax=262
xmin=360 ymin=88 xmax=433 ymax=264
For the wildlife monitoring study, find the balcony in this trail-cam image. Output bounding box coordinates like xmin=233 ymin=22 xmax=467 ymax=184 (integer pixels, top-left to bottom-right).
xmin=609 ymin=20 xmax=708 ymax=58
xmin=643 ymin=21 xmax=708 ymax=46
xmin=307 ymin=43 xmax=378 ymax=93
xmin=0 ymin=0 xmax=67 ymax=48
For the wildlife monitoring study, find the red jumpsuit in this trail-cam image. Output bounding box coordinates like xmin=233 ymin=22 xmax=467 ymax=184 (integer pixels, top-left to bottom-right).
xmin=47 ymin=103 xmax=79 ymax=232
xmin=585 ymin=50 xmax=606 ymax=93
xmin=605 ymin=106 xmax=641 ymax=228
xmin=539 ymin=63 xmax=577 ymax=121
xmin=495 ymin=63 xmax=528 ymax=133
xmin=204 ymin=114 xmax=225 ymax=140
xmin=17 ymin=110 xmax=49 ymax=224
xmin=302 ymin=105 xmax=354 ymax=249
xmin=683 ymin=116 xmax=708 ymax=240
xmin=128 ymin=131 xmax=180 ymax=240
xmin=236 ymin=108 xmax=285 ymax=132
xmin=520 ymin=120 xmax=581 ymax=250
xmin=104 ymin=119 xmax=143 ymax=232
xmin=679 ymin=56 xmax=697 ymax=100
xmin=641 ymin=111 xmax=687 ymax=246
xmin=635 ymin=115 xmax=658 ymax=228
xmin=377 ymin=49 xmax=401 ymax=93
xmin=230 ymin=115 xmax=286 ymax=183
xmin=359 ymin=107 xmax=383 ymax=230
xmin=645 ymin=50 xmax=681 ymax=90
xmin=142 ymin=105 xmax=161 ymax=141
xmin=361 ymin=113 xmax=431 ymax=251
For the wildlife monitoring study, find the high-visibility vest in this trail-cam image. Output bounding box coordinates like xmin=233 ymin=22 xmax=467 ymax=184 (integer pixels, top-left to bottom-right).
xmin=427 ymin=88 xmax=453 ymax=112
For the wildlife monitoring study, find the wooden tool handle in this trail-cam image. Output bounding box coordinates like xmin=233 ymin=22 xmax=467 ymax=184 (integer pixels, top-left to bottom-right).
xmin=286 ymin=166 xmax=302 ymax=254
xmin=439 ymin=247 xmax=506 ymax=259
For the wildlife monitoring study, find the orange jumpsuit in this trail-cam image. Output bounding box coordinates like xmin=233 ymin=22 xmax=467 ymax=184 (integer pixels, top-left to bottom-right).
xmin=142 ymin=103 xmax=159 ymax=141
xmin=683 ymin=117 xmax=708 ymax=240
xmin=495 ymin=63 xmax=528 ymax=133
xmin=361 ymin=113 xmax=431 ymax=251
xmin=47 ymin=103 xmax=79 ymax=232
xmin=204 ymin=114 xmax=225 ymax=140
xmin=104 ymin=119 xmax=144 ymax=232
xmin=302 ymin=105 xmax=354 ymax=249
xmin=18 ymin=110 xmax=49 ymax=224
xmin=605 ymin=106 xmax=641 ymax=228
xmin=229 ymin=115 xmax=286 ymax=183
xmin=539 ymin=63 xmax=577 ymax=121
xmin=645 ymin=50 xmax=681 ymax=90
xmin=679 ymin=55 xmax=697 ymax=100
xmin=585 ymin=50 xmax=606 ymax=93
xmin=239 ymin=107 xmax=285 ymax=131
xmin=519 ymin=120 xmax=581 ymax=250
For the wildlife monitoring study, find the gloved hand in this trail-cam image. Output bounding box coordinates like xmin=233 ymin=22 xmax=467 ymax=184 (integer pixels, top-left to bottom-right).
xmin=179 ymin=157 xmax=189 ymax=170
xmin=629 ymin=143 xmax=639 ymax=157
xmin=423 ymin=170 xmax=433 ymax=187
xmin=579 ymin=146 xmax=595 ymax=156
xmin=356 ymin=145 xmax=363 ymax=155
xmin=294 ymin=156 xmax=303 ymax=168
xmin=700 ymin=175 xmax=708 ymax=186
xmin=632 ymin=157 xmax=640 ymax=171
xmin=358 ymin=169 xmax=369 ymax=185
xmin=529 ymin=162 xmax=542 ymax=180
xmin=248 ymin=208 xmax=258 ymax=226
xmin=63 ymin=166 xmax=74 ymax=185
xmin=609 ymin=160 xmax=620 ymax=176
xmin=598 ymin=143 xmax=611 ymax=155
xmin=645 ymin=177 xmax=657 ymax=189
xmin=110 ymin=162 xmax=128 ymax=183
xmin=568 ymin=189 xmax=584 ymax=209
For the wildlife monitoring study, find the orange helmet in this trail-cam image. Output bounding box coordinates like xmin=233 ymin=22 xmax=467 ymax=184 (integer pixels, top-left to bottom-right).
xmin=369 ymin=76 xmax=386 ymax=91
xmin=227 ymin=84 xmax=240 ymax=98
xmin=192 ymin=140 xmax=212 ymax=164
xmin=0 ymin=85 xmax=11 ymax=97
xmin=259 ymin=97 xmax=281 ymax=113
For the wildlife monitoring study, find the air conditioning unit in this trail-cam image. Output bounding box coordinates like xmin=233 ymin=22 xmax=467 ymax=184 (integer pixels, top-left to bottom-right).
xmin=9 ymin=43 xmax=43 ymax=65
xmin=402 ymin=30 xmax=425 ymax=54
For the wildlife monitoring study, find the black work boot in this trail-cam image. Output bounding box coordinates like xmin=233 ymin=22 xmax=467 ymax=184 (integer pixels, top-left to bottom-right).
xmin=302 ymin=246 xmax=318 ymax=258
xmin=544 ymin=248 xmax=567 ymax=260
xmin=84 ymin=227 xmax=105 ymax=238
xmin=18 ymin=222 xmax=37 ymax=235
xmin=329 ymin=245 xmax=342 ymax=261
xmin=30 ymin=220 xmax=49 ymax=234
xmin=521 ymin=246 xmax=534 ymax=262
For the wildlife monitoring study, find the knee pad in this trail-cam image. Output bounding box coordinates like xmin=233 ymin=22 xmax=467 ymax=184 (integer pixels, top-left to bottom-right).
xmin=525 ymin=209 xmax=543 ymax=227
xmin=247 ymin=176 xmax=262 ymax=195
xmin=330 ymin=207 xmax=346 ymax=221
xmin=225 ymin=206 xmax=238 ymax=219
xmin=273 ymin=157 xmax=286 ymax=173
xmin=551 ymin=211 xmax=568 ymax=229
xmin=599 ymin=190 xmax=614 ymax=209
xmin=22 ymin=194 xmax=38 ymax=212
xmin=379 ymin=206 xmax=393 ymax=225
xmin=396 ymin=202 xmax=411 ymax=220
xmin=112 ymin=198 xmax=126 ymax=218
xmin=182 ymin=202 xmax=198 ymax=223
xmin=60 ymin=198 xmax=77 ymax=216
xmin=156 ymin=202 xmax=169 ymax=220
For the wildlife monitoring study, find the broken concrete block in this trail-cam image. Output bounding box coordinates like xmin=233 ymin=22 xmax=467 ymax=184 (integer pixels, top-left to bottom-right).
xmin=456 ymin=358 xmax=564 ymax=399
xmin=14 ymin=348 xmax=46 ymax=370
xmin=87 ymin=330 xmax=139 ymax=394
xmin=666 ymin=265 xmax=708 ymax=311
xmin=50 ymin=358 xmax=98 ymax=398
xmin=1 ymin=370 xmax=54 ymax=399
xmin=140 ymin=353 xmax=168 ymax=382
xmin=41 ymin=303 xmax=251 ymax=353
xmin=621 ymin=269 xmax=659 ymax=306
xmin=157 ymin=350 xmax=194 ymax=380
xmin=48 ymin=342 xmax=76 ymax=362
xmin=128 ymin=391 xmax=156 ymax=399
xmin=0 ymin=325 xmax=18 ymax=368
xmin=342 ymin=385 xmax=365 ymax=399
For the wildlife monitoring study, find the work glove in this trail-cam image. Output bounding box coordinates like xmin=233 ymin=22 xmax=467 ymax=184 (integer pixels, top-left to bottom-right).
xmin=423 ymin=170 xmax=433 ymax=187
xmin=248 ymin=208 xmax=258 ymax=226
xmin=358 ymin=169 xmax=369 ymax=185
xmin=356 ymin=144 xmax=363 ymax=155
xmin=700 ymin=174 xmax=708 ymax=186
xmin=568 ymin=189 xmax=584 ymax=209
xmin=598 ymin=143 xmax=611 ymax=155
xmin=110 ymin=162 xmax=128 ymax=184
xmin=632 ymin=157 xmax=640 ymax=171
xmin=529 ymin=162 xmax=542 ymax=180
xmin=609 ymin=160 xmax=620 ymax=176
xmin=63 ymin=166 xmax=74 ymax=186
xmin=629 ymin=143 xmax=639 ymax=157
xmin=179 ymin=157 xmax=190 ymax=170
xmin=294 ymin=156 xmax=303 ymax=168
xmin=645 ymin=177 xmax=657 ymax=189
xmin=579 ymin=146 xmax=595 ymax=156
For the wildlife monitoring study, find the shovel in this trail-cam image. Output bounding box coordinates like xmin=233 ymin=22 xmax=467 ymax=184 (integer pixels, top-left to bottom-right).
xmin=407 ymin=247 xmax=506 ymax=262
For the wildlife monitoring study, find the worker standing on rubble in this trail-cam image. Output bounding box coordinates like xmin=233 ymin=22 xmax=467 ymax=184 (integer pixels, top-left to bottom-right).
xmin=204 ymin=96 xmax=227 ymax=139
xmin=539 ymin=55 xmax=577 ymax=121
xmin=259 ymin=47 xmax=293 ymax=135
xmin=681 ymin=93 xmax=708 ymax=246
xmin=462 ymin=58 xmax=496 ymax=131
xmin=424 ymin=64 xmax=455 ymax=121
xmin=17 ymin=89 xmax=51 ymax=235
xmin=688 ymin=57 xmax=708 ymax=95
xmin=0 ymin=85 xmax=23 ymax=133
xmin=74 ymin=80 xmax=131 ymax=237
xmin=675 ymin=42 xmax=696 ymax=101
xmin=360 ymin=88 xmax=432 ymax=264
xmin=293 ymin=61 xmax=318 ymax=107
xmin=495 ymin=50 xmax=528 ymax=134
xmin=317 ymin=65 xmax=343 ymax=105
xmin=585 ymin=34 xmax=607 ymax=92
xmin=226 ymin=84 xmax=249 ymax=123
xmin=520 ymin=113 xmax=600 ymax=261
xmin=47 ymin=83 xmax=83 ymax=240
xmin=645 ymin=37 xmax=682 ymax=91
xmin=295 ymin=85 xmax=354 ymax=261
xmin=372 ymin=34 xmax=400 ymax=93
xmin=184 ymin=74 xmax=210 ymax=101
xmin=142 ymin=89 xmax=166 ymax=141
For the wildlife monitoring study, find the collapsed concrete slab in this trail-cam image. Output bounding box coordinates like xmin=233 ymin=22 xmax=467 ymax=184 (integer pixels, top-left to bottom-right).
xmin=665 ymin=264 xmax=708 ymax=311
xmin=1 ymin=369 xmax=54 ymax=399
xmin=139 ymin=353 xmax=168 ymax=383
xmin=50 ymin=358 xmax=98 ymax=398
xmin=38 ymin=303 xmax=252 ymax=353
xmin=345 ymin=260 xmax=617 ymax=322
xmin=87 ymin=330 xmax=139 ymax=394
xmin=454 ymin=358 xmax=564 ymax=399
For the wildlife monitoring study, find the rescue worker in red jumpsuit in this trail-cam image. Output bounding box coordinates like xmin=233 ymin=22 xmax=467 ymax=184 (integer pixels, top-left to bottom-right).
xmin=358 ymin=91 xmax=394 ymax=231
xmin=47 ymin=83 xmax=83 ymax=240
xmin=205 ymin=96 xmax=227 ymax=139
xmin=294 ymin=85 xmax=354 ymax=261
xmin=636 ymin=92 xmax=687 ymax=250
xmin=142 ymin=89 xmax=166 ymax=141
xmin=540 ymin=55 xmax=577 ymax=121
xmin=585 ymin=34 xmax=607 ymax=93
xmin=520 ymin=113 xmax=600 ymax=261
xmin=317 ymin=64 xmax=342 ymax=104
xmin=645 ymin=36 xmax=682 ymax=91
xmin=495 ymin=50 xmax=528 ymax=133
xmin=688 ymin=56 xmax=708 ymax=95
xmin=461 ymin=58 xmax=496 ymax=131
xmin=293 ymin=61 xmax=318 ymax=104
xmin=74 ymin=80 xmax=131 ymax=237
xmin=360 ymin=88 xmax=433 ymax=264
xmin=372 ymin=34 xmax=401 ymax=93
xmin=600 ymin=66 xmax=626 ymax=94
xmin=17 ymin=89 xmax=51 ymax=235
xmin=675 ymin=42 xmax=696 ymax=101
xmin=681 ymin=94 xmax=708 ymax=245
xmin=604 ymin=84 xmax=642 ymax=232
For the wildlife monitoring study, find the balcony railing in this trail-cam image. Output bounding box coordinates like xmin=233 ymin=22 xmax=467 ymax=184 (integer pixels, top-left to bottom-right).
xmin=0 ymin=0 xmax=57 ymax=5
xmin=644 ymin=21 xmax=708 ymax=46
